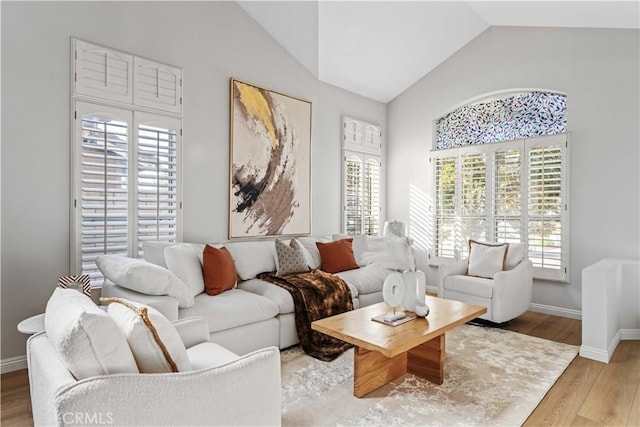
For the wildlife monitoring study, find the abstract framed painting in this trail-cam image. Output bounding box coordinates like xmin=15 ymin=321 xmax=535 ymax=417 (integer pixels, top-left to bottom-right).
xmin=229 ymin=79 xmax=312 ymax=239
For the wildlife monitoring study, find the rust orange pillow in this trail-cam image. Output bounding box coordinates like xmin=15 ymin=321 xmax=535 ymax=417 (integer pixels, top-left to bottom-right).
xmin=316 ymin=238 xmax=359 ymax=274
xmin=202 ymin=245 xmax=237 ymax=296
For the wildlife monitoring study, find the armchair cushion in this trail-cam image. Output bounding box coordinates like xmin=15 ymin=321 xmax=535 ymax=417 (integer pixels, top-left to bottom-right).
xmin=44 ymin=288 xmax=138 ymax=379
xmin=186 ymin=342 xmax=239 ymax=370
xmin=505 ymin=243 xmax=527 ymax=270
xmin=443 ymin=275 xmax=494 ymax=298
xmin=467 ymin=240 xmax=508 ymax=278
xmin=103 ymin=298 xmax=191 ymax=373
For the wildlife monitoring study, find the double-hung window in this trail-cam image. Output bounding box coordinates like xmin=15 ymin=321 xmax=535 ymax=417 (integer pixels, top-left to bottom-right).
xmin=342 ymin=117 xmax=383 ymax=236
xmin=70 ymin=39 xmax=182 ymax=285
xmin=431 ymin=91 xmax=569 ymax=282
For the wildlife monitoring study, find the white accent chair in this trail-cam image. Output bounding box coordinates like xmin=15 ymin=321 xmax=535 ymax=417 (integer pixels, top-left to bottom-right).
xmin=437 ymin=243 xmax=534 ymax=324
xmin=27 ymin=316 xmax=282 ymax=426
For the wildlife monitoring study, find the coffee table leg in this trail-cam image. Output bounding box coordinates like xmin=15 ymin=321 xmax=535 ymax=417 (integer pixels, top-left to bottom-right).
xmin=353 ymin=346 xmax=407 ymax=398
xmin=407 ymin=334 xmax=445 ymax=384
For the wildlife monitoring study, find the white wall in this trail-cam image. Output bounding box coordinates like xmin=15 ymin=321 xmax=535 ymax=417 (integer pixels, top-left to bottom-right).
xmin=387 ymin=26 xmax=639 ymax=312
xmin=0 ymin=1 xmax=385 ymax=360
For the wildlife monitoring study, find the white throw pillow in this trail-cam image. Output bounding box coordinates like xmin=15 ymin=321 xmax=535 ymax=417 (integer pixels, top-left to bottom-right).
xmin=296 ymin=236 xmax=330 ymax=269
xmin=505 ymin=243 xmax=527 ymax=270
xmin=164 ymin=243 xmax=206 ymax=298
xmin=467 ymin=240 xmax=508 ymax=279
xmin=142 ymin=241 xmax=174 ymax=268
xmin=44 ymin=288 xmax=138 ymax=379
xmin=103 ymin=298 xmax=191 ymax=373
xmin=359 ymin=236 xmax=414 ymax=271
xmin=97 ymin=255 xmax=194 ymax=308
xmin=225 ymin=241 xmax=276 ymax=280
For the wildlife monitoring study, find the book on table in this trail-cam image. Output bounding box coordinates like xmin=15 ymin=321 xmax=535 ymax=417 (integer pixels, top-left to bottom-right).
xmin=371 ymin=313 xmax=416 ymax=327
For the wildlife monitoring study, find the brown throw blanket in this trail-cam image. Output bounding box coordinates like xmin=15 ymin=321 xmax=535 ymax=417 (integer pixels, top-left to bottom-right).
xmin=257 ymin=269 xmax=353 ymax=361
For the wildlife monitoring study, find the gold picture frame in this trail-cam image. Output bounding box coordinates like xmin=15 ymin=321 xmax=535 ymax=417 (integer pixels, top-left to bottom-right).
xmin=229 ymin=78 xmax=312 ymax=239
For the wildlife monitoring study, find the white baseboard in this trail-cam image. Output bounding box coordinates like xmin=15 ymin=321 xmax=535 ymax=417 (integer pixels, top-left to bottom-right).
xmin=529 ymin=303 xmax=582 ymax=320
xmin=1 ymin=355 xmax=27 ymax=374
xmin=579 ymin=344 xmax=612 ymax=363
xmin=621 ymin=329 xmax=640 ymax=340
xmin=579 ymin=329 xmax=639 ymax=364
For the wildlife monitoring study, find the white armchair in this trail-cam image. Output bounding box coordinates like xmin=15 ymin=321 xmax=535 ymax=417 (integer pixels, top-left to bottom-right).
xmin=27 ymin=316 xmax=282 ymax=426
xmin=437 ymin=243 xmax=533 ymax=324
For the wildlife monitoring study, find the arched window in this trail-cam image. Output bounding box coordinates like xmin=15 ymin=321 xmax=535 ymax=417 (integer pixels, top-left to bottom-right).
xmin=431 ymin=91 xmax=569 ymax=282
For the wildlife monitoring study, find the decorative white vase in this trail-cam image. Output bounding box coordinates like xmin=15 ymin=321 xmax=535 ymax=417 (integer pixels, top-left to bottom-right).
xmin=401 ymin=270 xmax=426 ymax=312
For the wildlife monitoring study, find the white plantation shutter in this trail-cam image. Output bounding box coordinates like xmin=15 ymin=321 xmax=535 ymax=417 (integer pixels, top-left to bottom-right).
xmin=73 ymin=39 xmax=133 ymax=104
xmin=342 ymin=116 xmax=383 ymax=236
xmin=364 ymin=157 xmax=381 ymax=235
xmin=527 ymin=135 xmax=567 ymax=280
xmin=460 ymin=152 xmax=488 ymax=258
xmin=74 ymin=102 xmax=132 ymax=282
xmin=343 ymin=117 xmax=364 ymax=151
xmin=433 ymin=154 xmax=457 ymax=259
xmin=135 ymin=113 xmax=181 ymax=256
xmin=494 ymin=148 xmax=522 ymax=243
xmin=431 ymin=134 xmax=568 ymax=281
xmin=364 ymin=123 xmax=382 ymax=154
xmin=134 ymin=58 xmax=182 ymax=114
xmin=344 ymin=154 xmax=363 ymax=235
xmin=71 ymin=40 xmax=183 ymax=284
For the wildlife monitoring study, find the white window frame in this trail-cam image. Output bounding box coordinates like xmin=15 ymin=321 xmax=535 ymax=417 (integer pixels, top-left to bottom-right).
xmin=70 ymin=38 xmax=183 ymax=285
xmin=429 ymin=133 xmax=570 ymax=282
xmin=341 ymin=116 xmax=384 ymax=236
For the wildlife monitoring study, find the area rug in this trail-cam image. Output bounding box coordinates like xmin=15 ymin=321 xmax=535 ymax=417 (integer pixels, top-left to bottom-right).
xmin=281 ymin=324 xmax=578 ymax=426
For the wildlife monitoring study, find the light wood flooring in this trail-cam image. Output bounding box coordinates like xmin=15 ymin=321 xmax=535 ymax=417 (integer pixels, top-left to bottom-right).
xmin=1 ymin=311 xmax=638 ymax=426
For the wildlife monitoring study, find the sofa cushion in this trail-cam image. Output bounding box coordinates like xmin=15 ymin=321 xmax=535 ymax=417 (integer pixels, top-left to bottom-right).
xmin=225 ymin=241 xmax=276 ymax=280
xmin=96 ymin=255 xmax=194 ymax=309
xmin=238 ymin=278 xmax=359 ymax=315
xmin=164 ymin=243 xmax=206 ymax=298
xmin=443 ymin=275 xmax=494 ymax=298
xmin=103 ymin=298 xmax=191 ymax=373
xmin=186 ymin=342 xmax=239 ymax=371
xmin=505 ymin=243 xmax=527 ymax=270
xmin=203 ymin=245 xmax=237 ymax=296
xmin=142 ymin=241 xmax=174 ymax=268
xmin=275 ymin=239 xmax=310 ymax=276
xmin=316 ymin=238 xmax=359 ymax=274
xmin=467 ymin=240 xmax=508 ymax=279
xmin=296 ymin=236 xmax=330 ymax=269
xmin=335 ymin=264 xmax=390 ymax=295
xmin=44 ymin=288 xmax=138 ymax=379
xmin=179 ymin=289 xmax=279 ymax=333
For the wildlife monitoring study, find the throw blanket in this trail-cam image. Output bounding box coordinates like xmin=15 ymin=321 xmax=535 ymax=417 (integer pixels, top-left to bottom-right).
xmin=258 ymin=269 xmax=353 ymax=362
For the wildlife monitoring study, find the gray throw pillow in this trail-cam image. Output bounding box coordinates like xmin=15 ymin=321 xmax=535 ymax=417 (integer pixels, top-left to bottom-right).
xmin=275 ymin=239 xmax=310 ymax=276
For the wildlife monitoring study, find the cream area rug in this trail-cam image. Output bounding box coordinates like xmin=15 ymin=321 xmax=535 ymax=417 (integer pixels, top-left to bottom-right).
xmin=281 ymin=324 xmax=578 ymax=426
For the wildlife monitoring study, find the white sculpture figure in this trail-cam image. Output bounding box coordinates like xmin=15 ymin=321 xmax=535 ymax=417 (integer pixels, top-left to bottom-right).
xmin=401 ymin=270 xmax=426 ymax=312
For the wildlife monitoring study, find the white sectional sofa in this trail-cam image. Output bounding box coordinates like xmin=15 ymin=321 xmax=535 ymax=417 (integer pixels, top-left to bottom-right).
xmin=100 ymin=235 xmax=414 ymax=355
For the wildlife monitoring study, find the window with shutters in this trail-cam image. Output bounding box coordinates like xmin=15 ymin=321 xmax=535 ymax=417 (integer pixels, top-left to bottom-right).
xmin=431 ymin=91 xmax=568 ymax=282
xmin=71 ymin=39 xmax=182 ymax=285
xmin=431 ymin=134 xmax=569 ymax=282
xmin=342 ymin=116 xmax=383 ymax=236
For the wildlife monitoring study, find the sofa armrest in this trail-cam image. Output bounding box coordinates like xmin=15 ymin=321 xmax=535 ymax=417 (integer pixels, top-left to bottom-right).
xmin=171 ymin=317 xmax=210 ymax=348
xmin=437 ymin=259 xmax=468 ymax=297
xmin=100 ymin=283 xmax=179 ymax=321
xmin=54 ymin=347 xmax=282 ymax=426
xmin=492 ymin=259 xmax=534 ymax=321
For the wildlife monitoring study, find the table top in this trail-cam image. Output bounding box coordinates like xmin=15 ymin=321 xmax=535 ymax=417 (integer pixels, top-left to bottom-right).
xmin=17 ymin=313 xmax=45 ymax=334
xmin=311 ymin=296 xmax=487 ymax=358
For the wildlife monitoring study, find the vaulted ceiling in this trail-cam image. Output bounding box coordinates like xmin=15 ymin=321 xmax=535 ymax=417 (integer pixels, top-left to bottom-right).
xmin=238 ymin=1 xmax=640 ymax=103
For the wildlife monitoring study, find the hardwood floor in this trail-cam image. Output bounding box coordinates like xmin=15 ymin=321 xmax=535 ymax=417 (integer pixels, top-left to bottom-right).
xmin=1 ymin=311 xmax=638 ymax=426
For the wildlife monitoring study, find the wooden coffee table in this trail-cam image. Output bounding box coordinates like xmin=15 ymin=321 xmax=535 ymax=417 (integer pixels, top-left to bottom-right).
xmin=311 ymin=295 xmax=486 ymax=397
